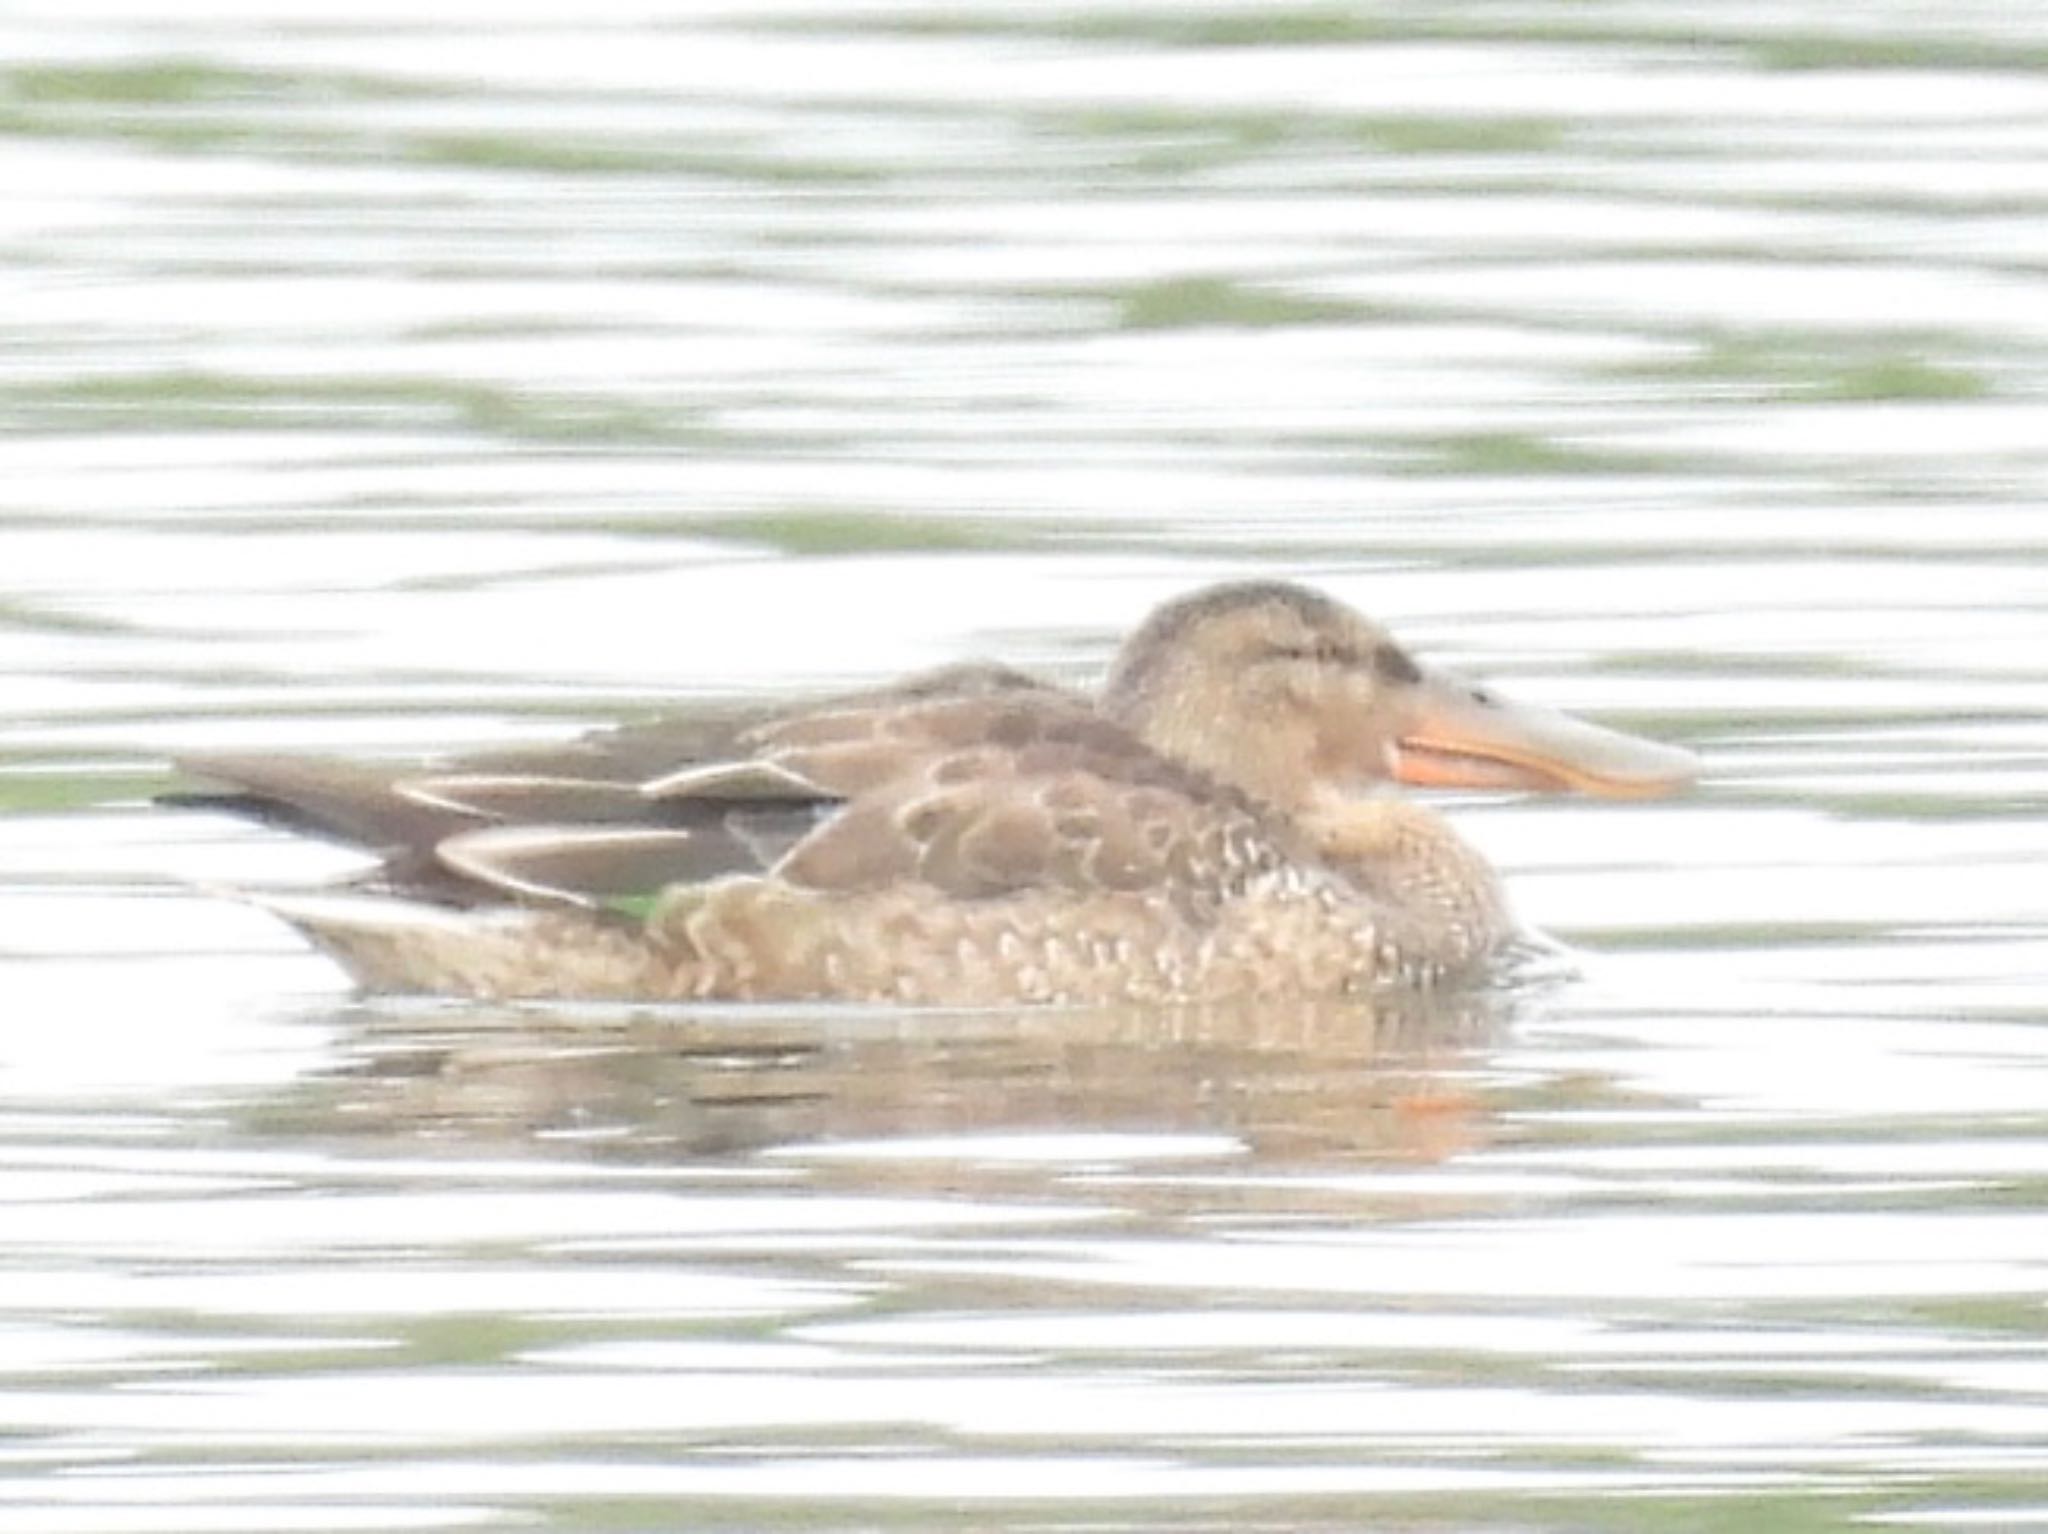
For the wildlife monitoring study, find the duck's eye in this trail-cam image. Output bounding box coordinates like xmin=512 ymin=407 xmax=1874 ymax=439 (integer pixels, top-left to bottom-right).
xmin=1261 ymin=641 xmax=1362 ymax=668
xmin=1371 ymin=644 xmax=1423 ymax=686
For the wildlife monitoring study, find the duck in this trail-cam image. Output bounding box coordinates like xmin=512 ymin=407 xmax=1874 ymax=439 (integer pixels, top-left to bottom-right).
xmin=169 ymin=580 xmax=1695 ymax=1005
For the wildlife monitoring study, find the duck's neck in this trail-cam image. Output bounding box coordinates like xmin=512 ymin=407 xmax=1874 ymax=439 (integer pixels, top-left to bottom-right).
xmin=1297 ymin=795 xmax=1514 ymax=976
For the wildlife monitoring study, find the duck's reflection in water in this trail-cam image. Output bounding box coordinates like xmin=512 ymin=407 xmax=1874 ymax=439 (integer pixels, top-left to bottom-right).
xmin=265 ymin=985 xmax=1528 ymax=1170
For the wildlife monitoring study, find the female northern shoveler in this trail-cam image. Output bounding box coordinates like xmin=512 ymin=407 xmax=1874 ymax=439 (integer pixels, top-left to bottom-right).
xmin=172 ymin=581 xmax=1695 ymax=1004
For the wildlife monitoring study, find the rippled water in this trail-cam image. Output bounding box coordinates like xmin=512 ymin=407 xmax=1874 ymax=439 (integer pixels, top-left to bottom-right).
xmin=8 ymin=2 xmax=2048 ymax=1530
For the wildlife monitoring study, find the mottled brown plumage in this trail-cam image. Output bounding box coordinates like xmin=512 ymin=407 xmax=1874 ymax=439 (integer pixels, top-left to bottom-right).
xmin=170 ymin=580 xmax=1696 ymax=1003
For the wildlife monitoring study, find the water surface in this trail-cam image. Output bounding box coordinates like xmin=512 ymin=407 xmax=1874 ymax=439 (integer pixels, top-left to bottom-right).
xmin=6 ymin=3 xmax=2048 ymax=1530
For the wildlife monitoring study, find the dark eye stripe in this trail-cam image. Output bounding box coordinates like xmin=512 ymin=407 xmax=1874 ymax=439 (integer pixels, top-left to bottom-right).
xmin=1262 ymin=641 xmax=1362 ymax=668
xmin=1261 ymin=640 xmax=1422 ymax=679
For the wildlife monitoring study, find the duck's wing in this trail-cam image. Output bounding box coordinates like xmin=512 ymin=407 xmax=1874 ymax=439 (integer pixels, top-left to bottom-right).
xmin=773 ymin=757 xmax=1279 ymax=904
xmin=437 ymin=738 xmax=1278 ymax=917
xmin=166 ymin=663 xmax=1072 ymax=905
xmin=166 ymin=754 xmax=466 ymax=851
xmin=660 ymin=689 xmax=1281 ymax=906
xmin=415 ymin=675 xmax=1284 ymax=914
xmin=165 ymin=752 xmax=664 ymax=901
xmin=453 ymin=662 xmax=1055 ymax=784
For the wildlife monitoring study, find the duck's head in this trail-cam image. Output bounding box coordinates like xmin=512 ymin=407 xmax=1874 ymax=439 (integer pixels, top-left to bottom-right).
xmin=1101 ymin=580 xmax=1696 ymax=814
